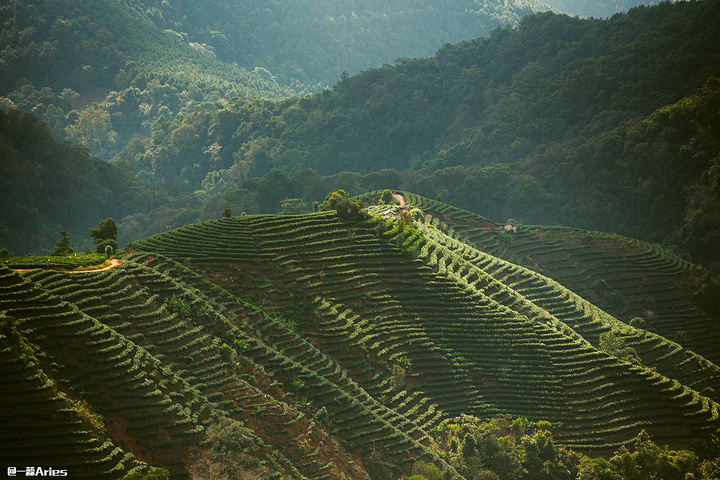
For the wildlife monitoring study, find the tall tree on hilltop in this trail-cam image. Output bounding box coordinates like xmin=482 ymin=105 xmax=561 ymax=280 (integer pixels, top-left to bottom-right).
xmin=90 ymin=218 xmax=118 ymax=254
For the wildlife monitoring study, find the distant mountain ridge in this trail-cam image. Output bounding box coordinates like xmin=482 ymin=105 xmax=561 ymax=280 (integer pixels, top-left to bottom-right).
xmin=541 ymin=0 xmax=672 ymax=18
xmin=130 ymin=0 xmax=554 ymax=89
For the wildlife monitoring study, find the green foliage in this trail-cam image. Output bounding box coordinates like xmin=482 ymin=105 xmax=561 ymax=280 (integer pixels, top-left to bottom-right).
xmin=319 ymin=190 xmax=364 ymax=220
xmin=71 ymin=397 xmax=105 ymax=436
xmin=0 ymin=248 xmax=9 ymax=258
xmin=397 ymin=211 xmax=416 ymax=228
xmin=126 ymin=2 xmax=720 ymax=269
xmin=51 ymin=231 xmax=75 ymax=256
xmin=204 ymin=417 xmax=256 ymax=453
xmin=0 ymin=252 xmax=107 ymax=269
xmin=3 ymin=0 xmax=720 ymax=270
xmin=90 ymin=218 xmax=119 ymax=254
xmin=367 ymin=452 xmax=397 ymax=480
xmin=118 ymin=0 xmax=547 ymax=91
xmin=64 ymin=106 xmax=118 ymax=158
xmin=395 ymin=355 xmax=412 ymax=368
xmin=1 ymin=315 xmax=37 ymax=362
xmin=434 ymin=417 xmax=711 ymax=480
xmin=120 ymin=467 xmax=170 ymax=480
xmin=0 ymin=103 xmax=155 ymax=255
xmin=219 ymin=343 xmax=234 ymax=363
xmin=222 ymin=208 xmax=232 ymax=218
xmin=599 ymin=331 xmax=640 ymax=364
xmin=698 ymin=271 xmax=720 ymax=317
xmin=389 ymin=364 xmax=406 ymax=392
xmin=410 ymin=461 xmax=446 ymax=480
xmin=0 ymin=0 xmax=295 ymax=160
xmin=381 ymin=190 xmax=395 ymax=205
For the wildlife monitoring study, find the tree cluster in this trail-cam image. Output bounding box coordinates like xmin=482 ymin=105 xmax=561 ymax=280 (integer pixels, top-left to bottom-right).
xmin=425 ymin=416 xmax=720 ymax=480
xmin=0 ymin=0 xmax=294 ymax=159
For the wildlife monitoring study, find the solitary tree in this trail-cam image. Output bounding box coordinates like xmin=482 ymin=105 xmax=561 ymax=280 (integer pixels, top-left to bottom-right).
xmin=90 ymin=218 xmax=118 ymax=254
xmin=319 ymin=190 xmax=363 ymax=220
xmin=51 ymin=231 xmax=75 ymax=256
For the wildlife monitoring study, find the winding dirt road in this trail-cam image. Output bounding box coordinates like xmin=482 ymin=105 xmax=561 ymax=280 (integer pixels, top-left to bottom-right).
xmin=392 ymin=193 xmax=406 ymax=208
xmin=67 ymin=258 xmax=123 ymax=273
xmin=13 ymin=258 xmax=122 ymax=273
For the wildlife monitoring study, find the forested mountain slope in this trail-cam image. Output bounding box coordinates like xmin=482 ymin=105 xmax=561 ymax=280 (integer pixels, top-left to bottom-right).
xmin=124 ymin=0 xmax=720 ymax=266
xmin=0 ymin=0 xmax=551 ymax=160
xmin=541 ymin=0 xmax=670 ymax=18
xmin=0 ymin=101 xmax=160 ymax=257
xmin=3 ymin=192 xmax=719 ymax=478
xmin=131 ymin=0 xmax=552 ymax=89
xmin=0 ymin=0 xmax=295 ymax=158
xmin=136 ymin=0 xmax=720 ymax=188
xmin=4 ymin=0 xmax=720 ymax=265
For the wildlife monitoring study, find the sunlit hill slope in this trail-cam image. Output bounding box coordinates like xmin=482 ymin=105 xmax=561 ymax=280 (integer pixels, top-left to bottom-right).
xmin=1 ymin=191 xmax=719 ymax=478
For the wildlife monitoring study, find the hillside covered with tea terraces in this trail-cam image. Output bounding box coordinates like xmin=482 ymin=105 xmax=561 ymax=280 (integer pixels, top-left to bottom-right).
xmin=1 ymin=192 xmax=719 ymax=479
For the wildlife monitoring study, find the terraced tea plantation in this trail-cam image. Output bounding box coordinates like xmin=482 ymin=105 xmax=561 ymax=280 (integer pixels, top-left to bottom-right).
xmin=2 ymin=192 xmax=719 ymax=479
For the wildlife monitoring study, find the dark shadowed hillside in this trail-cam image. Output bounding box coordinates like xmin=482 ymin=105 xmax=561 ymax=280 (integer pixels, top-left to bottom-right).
xmin=0 ymin=101 xmax=163 ymax=256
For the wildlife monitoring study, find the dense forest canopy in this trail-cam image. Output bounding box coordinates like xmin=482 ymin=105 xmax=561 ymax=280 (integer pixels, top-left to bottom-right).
xmin=541 ymin=0 xmax=672 ymax=18
xmin=2 ymin=0 xmax=720 ymax=269
xmin=0 ymin=0 xmax=552 ymax=160
xmin=0 ymin=0 xmax=296 ymax=159
xmin=119 ymin=0 xmax=720 ymax=264
xmin=129 ymin=0 xmax=553 ymax=88
xmin=134 ymin=0 xmax=720 ymax=187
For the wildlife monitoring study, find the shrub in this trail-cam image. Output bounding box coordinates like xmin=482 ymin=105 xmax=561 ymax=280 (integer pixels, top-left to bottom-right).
xmin=629 ymin=316 xmax=646 ymax=328
xmin=390 ymin=364 xmax=406 ymax=392
xmin=51 ymin=231 xmax=75 ymax=256
xmin=120 ymin=466 xmax=170 ymax=480
xmin=72 ymin=397 xmax=105 ymax=435
xmin=319 ymin=190 xmax=364 ymax=220
xmin=0 ymin=247 xmax=11 ymax=258
xmin=599 ymin=331 xmax=640 ymax=364
xmin=380 ymin=189 xmax=394 ymax=204
xmin=411 ymin=461 xmax=446 ymax=480
xmin=367 ymin=453 xmax=395 ymax=480
xmin=219 ymin=343 xmax=234 ymax=362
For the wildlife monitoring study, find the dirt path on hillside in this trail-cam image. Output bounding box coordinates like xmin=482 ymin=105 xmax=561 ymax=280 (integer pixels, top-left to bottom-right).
xmin=68 ymin=258 xmax=122 ymax=272
xmin=13 ymin=258 xmax=123 ymax=273
xmin=392 ymin=193 xmax=406 ymax=208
